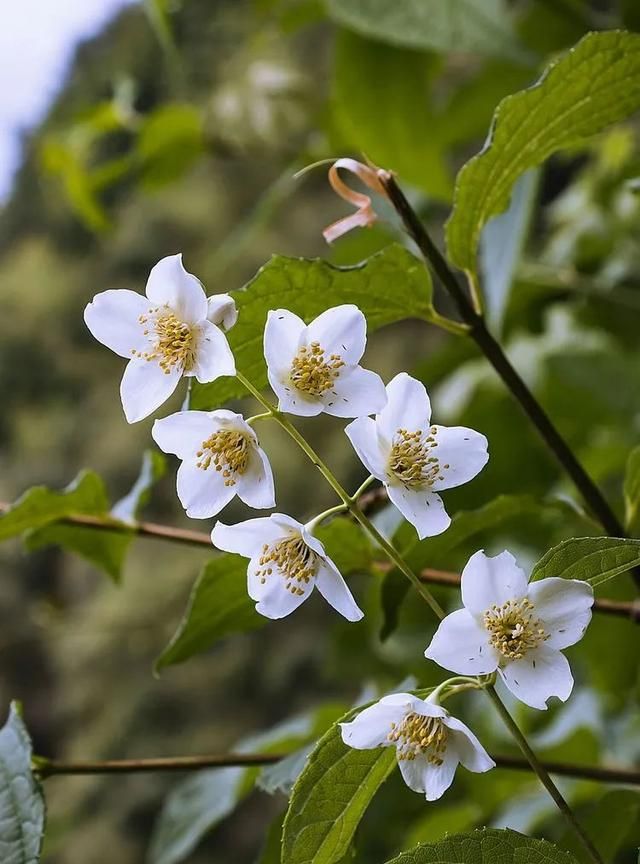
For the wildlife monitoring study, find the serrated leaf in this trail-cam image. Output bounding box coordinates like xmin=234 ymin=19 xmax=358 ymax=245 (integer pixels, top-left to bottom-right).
xmin=282 ymin=705 xmax=396 ymax=864
xmin=624 ymin=445 xmax=640 ymax=535
xmin=0 ymin=703 xmax=45 ymax=864
xmin=446 ymin=31 xmax=640 ymax=277
xmin=325 ymin=0 xmax=525 ymax=61
xmin=191 ymin=245 xmax=433 ymax=409
xmin=530 ymin=536 xmax=640 ymax=587
xmin=384 ymin=828 xmax=579 ymax=864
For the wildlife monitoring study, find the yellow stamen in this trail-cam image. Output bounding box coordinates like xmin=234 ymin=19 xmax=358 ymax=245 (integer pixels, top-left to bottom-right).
xmin=388 ymin=712 xmax=448 ymax=765
xmin=196 ymin=430 xmax=250 ymax=487
xmin=289 ymin=341 xmax=344 ymax=396
xmin=133 ymin=307 xmax=195 ymax=374
xmin=484 ymin=598 xmax=547 ymax=660
xmin=388 ymin=427 xmax=449 ymax=489
xmin=256 ymin=534 xmax=318 ymax=595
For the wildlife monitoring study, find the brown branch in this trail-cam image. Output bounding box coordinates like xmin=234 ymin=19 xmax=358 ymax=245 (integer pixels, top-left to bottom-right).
xmin=35 ymin=750 xmax=640 ymax=786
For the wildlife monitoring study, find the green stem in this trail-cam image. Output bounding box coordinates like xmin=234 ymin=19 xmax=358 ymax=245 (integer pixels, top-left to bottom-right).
xmin=486 ymin=686 xmax=603 ymax=864
xmin=246 ymin=412 xmax=272 ymax=426
xmin=305 ymin=503 xmax=349 ymax=532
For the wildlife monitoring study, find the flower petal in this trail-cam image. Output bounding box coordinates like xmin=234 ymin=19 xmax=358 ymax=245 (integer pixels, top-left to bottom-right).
xmin=212 ymin=517 xmax=284 ymax=558
xmin=499 ymin=644 xmax=574 ymax=710
xmin=340 ymin=701 xmax=405 ymax=750
xmin=120 ymin=359 xmax=182 ymax=423
xmin=176 ymin=462 xmax=236 ymax=519
xmin=314 ymin=559 xmax=363 ymax=621
xmin=272 ymin=382 xmax=325 ymax=417
xmin=422 ymin=749 xmax=459 ymax=801
xmin=236 ymin=445 xmax=276 ymax=510
xmin=428 ymin=426 xmax=489 ymax=492
xmin=527 ymin=578 xmax=594 ymax=650
xmin=304 ymin=305 xmax=366 ymax=365
xmin=377 ymin=373 xmax=431 ymax=441
xmin=264 ymin=309 xmax=305 ymax=379
xmin=344 ymin=417 xmax=387 ymax=479
xmin=145 ymin=254 xmax=208 ymax=324
xmin=189 ymin=320 xmax=236 ymax=382
xmin=253 ymin=572 xmax=313 ymax=619
xmin=461 ymin=550 xmax=529 ymax=616
xmin=386 ymin=486 xmax=451 ymax=539
xmin=425 ymin=608 xmax=498 ymax=675
xmin=207 ymin=293 xmax=238 ymax=331
xmin=443 ymin=716 xmax=495 ymax=773
xmin=397 ymin=754 xmax=431 ymax=795
xmin=152 ymin=410 xmax=215 ymax=460
xmin=322 ymin=366 xmax=387 ymax=418
xmin=84 ymin=289 xmax=149 ymax=358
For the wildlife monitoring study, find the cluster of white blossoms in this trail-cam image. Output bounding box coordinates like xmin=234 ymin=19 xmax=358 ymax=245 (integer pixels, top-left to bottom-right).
xmin=85 ymin=251 xmax=595 ymax=803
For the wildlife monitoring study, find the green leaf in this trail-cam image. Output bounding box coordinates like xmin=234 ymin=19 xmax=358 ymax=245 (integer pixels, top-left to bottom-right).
xmin=530 ymin=536 xmax=640 ymax=587
xmin=325 ymin=0 xmax=525 ymax=61
xmin=191 ymin=245 xmax=434 ymax=409
xmin=446 ymin=31 xmax=640 ymax=277
xmin=24 ymin=523 xmax=131 ymax=583
xmin=112 ymin=450 xmax=167 ymax=523
xmin=155 ymin=554 xmax=262 ymax=672
xmin=559 ymin=790 xmax=640 ymax=864
xmin=136 ymin=104 xmax=203 ymax=189
xmin=0 ymin=703 xmax=46 ymax=864
xmin=624 ymin=444 xmax=640 ymax=535
xmin=384 ymin=828 xmax=579 ymax=863
xmin=332 ymin=32 xmax=452 ymax=200
xmin=283 ymin=699 xmax=423 ymax=864
xmin=314 ymin=517 xmax=373 ymax=576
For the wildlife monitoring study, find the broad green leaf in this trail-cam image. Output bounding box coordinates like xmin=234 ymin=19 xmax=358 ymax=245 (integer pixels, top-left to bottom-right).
xmin=24 ymin=523 xmax=131 ymax=583
xmin=385 ymin=828 xmax=579 ymax=864
xmin=112 ymin=450 xmax=167 ymax=522
xmin=282 ymin=705 xmax=396 ymax=864
xmin=560 ymin=790 xmax=640 ymax=864
xmin=404 ymin=802 xmax=481 ymax=848
xmin=332 ymin=32 xmax=452 ymax=200
xmin=325 ymin=0 xmax=525 ymax=61
xmin=155 ymin=554 xmax=262 ymax=672
xmin=0 ymin=703 xmax=45 ymax=864
xmin=530 ymin=536 xmax=640 ymax=587
xmin=191 ymin=245 xmax=434 ymax=409
xmin=623 ymin=444 xmax=640 ymax=535
xmin=446 ymin=31 xmax=640 ymax=277
xmin=314 ymin=517 xmax=373 ymax=576
xmin=136 ymin=104 xmax=203 ymax=189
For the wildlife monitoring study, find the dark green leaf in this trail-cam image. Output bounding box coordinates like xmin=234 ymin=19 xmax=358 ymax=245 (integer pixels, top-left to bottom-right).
xmin=446 ymin=31 xmax=640 ymax=277
xmin=384 ymin=828 xmax=579 ymax=864
xmin=624 ymin=444 xmax=640 ymax=535
xmin=0 ymin=703 xmax=45 ymax=864
xmin=560 ymin=790 xmax=640 ymax=864
xmin=24 ymin=523 xmax=131 ymax=583
xmin=314 ymin=517 xmax=373 ymax=576
xmin=530 ymin=536 xmax=640 ymax=587
xmin=191 ymin=245 xmax=434 ymax=409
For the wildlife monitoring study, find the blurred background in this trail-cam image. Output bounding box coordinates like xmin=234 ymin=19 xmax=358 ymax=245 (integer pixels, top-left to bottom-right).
xmin=1 ymin=0 xmax=639 ymax=861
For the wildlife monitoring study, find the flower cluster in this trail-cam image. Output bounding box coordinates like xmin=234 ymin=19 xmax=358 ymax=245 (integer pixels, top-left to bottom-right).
xmin=85 ymin=248 xmax=594 ymax=803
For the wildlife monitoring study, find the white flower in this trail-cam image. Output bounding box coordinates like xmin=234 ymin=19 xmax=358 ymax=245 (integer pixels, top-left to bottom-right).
xmin=152 ymin=410 xmax=275 ymax=519
xmin=263 ymin=304 xmax=386 ymax=418
xmin=84 ymin=254 xmax=236 ymax=423
xmin=211 ymin=513 xmax=363 ymax=621
xmin=345 ymin=373 xmax=488 ymax=538
xmin=425 ymin=550 xmax=594 ymax=710
xmin=340 ymin=692 xmax=494 ymax=801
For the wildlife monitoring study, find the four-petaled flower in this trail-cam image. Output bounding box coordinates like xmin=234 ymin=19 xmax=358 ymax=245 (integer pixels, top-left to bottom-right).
xmin=340 ymin=692 xmax=494 ymax=801
xmin=425 ymin=550 xmax=594 ymax=710
xmin=264 ymin=304 xmax=387 ymax=418
xmin=345 ymin=373 xmax=488 ymax=538
xmin=211 ymin=513 xmax=363 ymax=621
xmin=152 ymin=410 xmax=275 ymax=519
xmin=84 ymin=254 xmax=236 ymax=423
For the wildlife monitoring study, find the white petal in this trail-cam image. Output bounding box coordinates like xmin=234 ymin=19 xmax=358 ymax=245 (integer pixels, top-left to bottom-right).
xmin=422 ymin=750 xmax=459 ymax=801
xmin=443 ymin=716 xmax=495 ymax=773
xmin=461 ymin=550 xmax=529 ymax=616
xmin=428 ymin=426 xmax=489 ymax=492
xmin=314 ymin=560 xmax=363 ymax=621
xmin=84 ymin=289 xmax=149 ymax=358
xmin=189 ymin=320 xmax=236 ymax=382
xmin=152 ymin=411 xmax=215 ymax=460
xmin=176 ymin=463 xmax=235 ymax=519
xmin=271 ymin=379 xmax=324 ymax=416
xmin=527 ymin=578 xmax=594 ymax=650
xmin=212 ymin=517 xmax=284 ymax=558
xmin=404 ymin=697 xmax=448 ymax=720
xmin=207 ymin=293 xmax=238 ymax=331
xmin=304 ymin=304 xmax=366 ymax=365
xmin=236 ymin=445 xmax=276 ymax=510
xmin=425 ymin=608 xmax=498 ymax=675
xmin=322 ymin=366 xmax=387 ymax=418
xmin=253 ymin=573 xmax=313 ymax=619
xmin=120 ymin=359 xmax=182 ymax=423
xmin=344 ymin=417 xmax=387 ymax=479
xmin=398 ymin=754 xmax=431 ymax=795
xmin=340 ymin=701 xmax=405 ymax=750
xmin=264 ymin=309 xmax=305 ymax=379
xmin=386 ymin=485 xmax=451 ymax=539
xmin=499 ymin=645 xmax=574 ymax=710
xmin=377 ymin=373 xmax=431 ymax=440
xmin=273 ymin=513 xmax=306 ymax=536
xmin=145 ymin=254 xmax=207 ymax=324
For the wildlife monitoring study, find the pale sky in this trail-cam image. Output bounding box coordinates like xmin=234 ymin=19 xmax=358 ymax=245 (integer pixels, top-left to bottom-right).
xmin=0 ymin=0 xmax=137 ymax=201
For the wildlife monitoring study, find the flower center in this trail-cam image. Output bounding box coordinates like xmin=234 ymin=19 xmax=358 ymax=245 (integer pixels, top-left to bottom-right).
xmin=134 ymin=308 xmax=196 ymax=374
xmin=483 ymin=598 xmax=547 ymax=661
xmin=289 ymin=341 xmax=344 ymax=396
xmin=388 ymin=712 xmax=448 ymax=765
xmin=256 ymin=535 xmax=318 ymax=595
xmin=388 ymin=428 xmax=448 ymax=489
xmin=196 ymin=430 xmax=249 ymax=486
